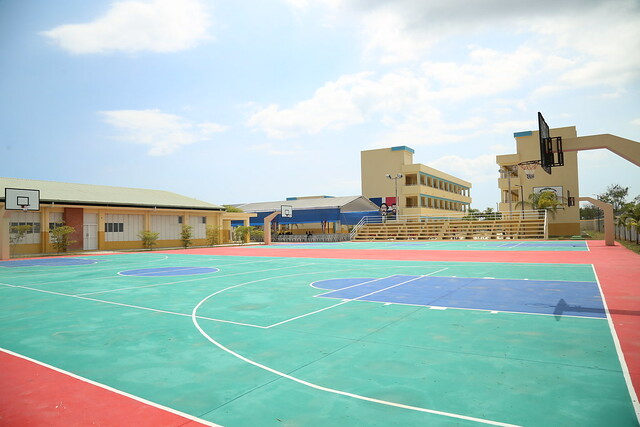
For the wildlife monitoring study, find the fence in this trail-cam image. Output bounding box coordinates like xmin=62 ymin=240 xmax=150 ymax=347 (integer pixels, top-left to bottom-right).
xmin=583 ymin=219 xmax=638 ymax=244
xmin=615 ymin=224 xmax=639 ymax=244
xmin=272 ymin=233 xmax=351 ymax=243
xmin=249 ymin=233 xmax=351 ymax=243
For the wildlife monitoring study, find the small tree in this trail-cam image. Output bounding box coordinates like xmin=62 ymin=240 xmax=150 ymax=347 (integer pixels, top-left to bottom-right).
xmin=224 ymin=205 xmax=244 ymax=213
xmin=597 ymin=184 xmax=629 ymax=215
xmin=50 ymin=225 xmax=76 ymax=253
xmin=580 ymin=203 xmax=600 ymax=220
xmin=206 ymin=225 xmax=222 ymax=246
xmin=181 ymin=224 xmax=193 ymax=248
xmin=9 ymin=224 xmax=33 ymax=255
xmin=619 ymin=202 xmax=640 ymax=244
xmin=517 ymin=190 xmax=564 ymax=219
xmin=234 ymin=226 xmax=254 ymax=243
xmin=250 ymin=228 xmax=264 ymax=242
xmin=138 ymin=231 xmax=160 ymax=250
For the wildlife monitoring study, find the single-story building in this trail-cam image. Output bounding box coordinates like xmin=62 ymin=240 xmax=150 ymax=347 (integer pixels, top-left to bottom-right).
xmin=1 ymin=177 xmax=255 ymax=258
xmin=235 ymin=195 xmax=381 ymax=234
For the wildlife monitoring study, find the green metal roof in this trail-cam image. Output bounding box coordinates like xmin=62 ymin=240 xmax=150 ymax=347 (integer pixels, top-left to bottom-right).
xmin=1 ymin=177 xmax=224 ymax=211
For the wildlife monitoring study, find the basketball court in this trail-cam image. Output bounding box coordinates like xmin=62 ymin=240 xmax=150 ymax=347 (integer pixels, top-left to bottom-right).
xmin=1 ymin=240 xmax=639 ymax=426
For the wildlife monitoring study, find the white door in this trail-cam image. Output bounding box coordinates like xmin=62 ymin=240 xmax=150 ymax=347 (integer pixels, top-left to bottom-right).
xmin=83 ymin=214 xmax=98 ymax=250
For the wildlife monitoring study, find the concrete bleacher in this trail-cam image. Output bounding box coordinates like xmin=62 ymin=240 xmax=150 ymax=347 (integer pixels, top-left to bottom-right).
xmin=351 ymin=212 xmax=547 ymax=241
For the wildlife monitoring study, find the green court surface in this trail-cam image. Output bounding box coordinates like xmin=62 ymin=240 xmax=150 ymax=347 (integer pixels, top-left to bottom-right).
xmin=0 ymin=253 xmax=637 ymax=426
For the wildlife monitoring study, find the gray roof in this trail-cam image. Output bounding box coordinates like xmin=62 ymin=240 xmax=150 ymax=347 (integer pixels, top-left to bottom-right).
xmin=1 ymin=177 xmax=224 ymax=211
xmin=236 ymin=196 xmax=379 ymax=213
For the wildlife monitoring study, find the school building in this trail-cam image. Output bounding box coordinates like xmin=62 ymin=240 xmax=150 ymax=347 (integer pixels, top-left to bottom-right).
xmin=496 ymin=123 xmax=640 ymax=237
xmin=361 ymin=146 xmax=472 ymax=216
xmin=1 ymin=177 xmax=255 ymax=258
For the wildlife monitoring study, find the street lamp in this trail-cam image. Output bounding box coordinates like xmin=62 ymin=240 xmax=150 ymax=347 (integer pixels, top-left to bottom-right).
xmin=386 ymin=173 xmax=403 ymax=217
xmin=514 ymin=184 xmax=524 ymax=215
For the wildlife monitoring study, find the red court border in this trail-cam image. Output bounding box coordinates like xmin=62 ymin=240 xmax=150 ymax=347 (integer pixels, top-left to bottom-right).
xmin=2 ymin=240 xmax=638 ymax=424
xmin=0 ymin=349 xmax=214 ymax=427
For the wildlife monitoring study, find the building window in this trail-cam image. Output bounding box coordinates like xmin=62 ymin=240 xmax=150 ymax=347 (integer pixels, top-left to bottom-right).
xmin=10 ymin=222 xmax=40 ymax=233
xmin=105 ymin=223 xmax=124 ymax=232
xmin=202 ymin=216 xmax=206 ymax=224
xmin=178 ymin=216 xmax=183 ymax=224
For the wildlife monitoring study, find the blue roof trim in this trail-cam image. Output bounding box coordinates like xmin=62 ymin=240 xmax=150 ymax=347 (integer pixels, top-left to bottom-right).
xmin=391 ymin=146 xmax=415 ymax=154
xmin=513 ymin=131 xmax=532 ymax=138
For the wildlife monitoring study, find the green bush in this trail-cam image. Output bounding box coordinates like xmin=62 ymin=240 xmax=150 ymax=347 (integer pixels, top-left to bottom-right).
xmin=9 ymin=224 xmax=33 ymax=255
xmin=206 ymin=225 xmax=223 ymax=246
xmin=181 ymin=224 xmax=193 ymax=248
xmin=234 ymin=226 xmax=254 ymax=243
xmin=137 ymin=231 xmax=160 ymax=250
xmin=50 ymin=225 xmax=76 ymax=253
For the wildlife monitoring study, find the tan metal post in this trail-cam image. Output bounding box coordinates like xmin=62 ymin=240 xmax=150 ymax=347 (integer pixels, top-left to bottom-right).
xmin=263 ymin=211 xmax=279 ymax=245
xmin=579 ymin=197 xmax=615 ymax=246
xmin=1 ymin=208 xmax=11 ymax=260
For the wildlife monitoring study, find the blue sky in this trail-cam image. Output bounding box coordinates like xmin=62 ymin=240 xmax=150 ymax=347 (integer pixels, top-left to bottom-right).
xmin=1 ymin=0 xmax=639 ymax=209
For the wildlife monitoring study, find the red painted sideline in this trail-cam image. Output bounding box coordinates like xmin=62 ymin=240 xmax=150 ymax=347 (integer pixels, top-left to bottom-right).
xmin=0 ymin=350 xmax=214 ymax=427
xmin=160 ymin=241 xmax=640 ymax=403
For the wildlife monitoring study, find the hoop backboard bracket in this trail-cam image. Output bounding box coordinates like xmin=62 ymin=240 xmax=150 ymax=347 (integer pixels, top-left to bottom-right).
xmin=538 ymin=112 xmax=564 ymax=174
xmin=4 ymin=188 xmax=40 ymax=211
xmin=281 ymin=205 xmax=293 ymax=218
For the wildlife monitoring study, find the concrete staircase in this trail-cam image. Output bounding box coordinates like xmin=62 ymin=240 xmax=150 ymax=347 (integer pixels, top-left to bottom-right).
xmin=352 ymin=214 xmax=547 ymax=241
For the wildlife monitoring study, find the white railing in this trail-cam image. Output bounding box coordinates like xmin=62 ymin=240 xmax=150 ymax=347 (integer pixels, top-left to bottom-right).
xmin=349 ymin=215 xmax=369 ymax=240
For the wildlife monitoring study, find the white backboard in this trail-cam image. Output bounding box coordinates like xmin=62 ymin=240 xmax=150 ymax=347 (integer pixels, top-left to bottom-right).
xmin=4 ymin=188 xmax=40 ymax=211
xmin=281 ymin=205 xmax=293 ymax=218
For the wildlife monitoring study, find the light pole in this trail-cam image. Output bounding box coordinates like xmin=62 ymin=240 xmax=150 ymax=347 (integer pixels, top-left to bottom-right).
xmin=514 ymin=184 xmax=524 ymax=216
xmin=386 ymin=173 xmax=403 ymax=217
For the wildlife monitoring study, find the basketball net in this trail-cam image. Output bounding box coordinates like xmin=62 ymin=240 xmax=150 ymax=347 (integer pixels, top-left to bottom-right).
xmin=517 ymin=161 xmax=540 ymax=180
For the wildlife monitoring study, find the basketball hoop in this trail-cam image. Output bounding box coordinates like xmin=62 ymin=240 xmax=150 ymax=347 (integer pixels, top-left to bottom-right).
xmin=518 ymin=160 xmax=540 ymax=179
xmin=518 ymin=160 xmax=540 ymax=180
xmin=20 ymin=205 xmax=28 ymax=212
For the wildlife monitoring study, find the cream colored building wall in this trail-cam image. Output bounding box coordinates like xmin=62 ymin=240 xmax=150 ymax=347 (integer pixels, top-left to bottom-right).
xmin=5 ymin=204 xmax=253 ymax=256
xmin=362 ymin=146 xmax=472 ymax=216
xmin=361 ymin=146 xmax=414 ymax=199
xmin=497 ymin=126 xmax=580 ymax=236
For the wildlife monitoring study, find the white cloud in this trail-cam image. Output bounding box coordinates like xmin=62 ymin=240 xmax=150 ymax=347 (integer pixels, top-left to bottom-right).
xmin=246 ymin=143 xmax=298 ymax=156
xmin=247 ymin=46 xmax=546 ymax=142
xmin=427 ymin=154 xmax=499 ymax=185
xmin=247 ymin=73 xmax=371 ymax=138
xmin=42 ymin=0 xmax=212 ymax=54
xmin=101 ymin=109 xmax=227 ymax=155
xmin=360 ymin=9 xmax=434 ymax=64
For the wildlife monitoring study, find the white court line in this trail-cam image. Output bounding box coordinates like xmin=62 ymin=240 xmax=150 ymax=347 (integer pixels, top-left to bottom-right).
xmin=191 ymin=289 xmax=520 ymax=427
xmin=0 ymin=255 xmax=170 ymax=280
xmin=0 ymin=347 xmax=222 ymax=427
xmin=311 ymin=275 xmax=400 ymax=296
xmin=78 ymin=263 xmax=317 ymax=296
xmin=117 ymin=266 xmax=219 ymax=277
xmin=0 ymin=282 xmax=266 ymax=329
xmin=591 ymin=265 xmax=640 ymax=423
xmin=8 ymin=257 xmax=279 ymax=290
xmin=267 ymin=269 xmax=448 ymax=328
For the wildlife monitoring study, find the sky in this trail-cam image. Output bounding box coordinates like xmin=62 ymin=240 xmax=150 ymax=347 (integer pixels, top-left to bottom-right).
xmin=1 ymin=0 xmax=639 ymax=210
